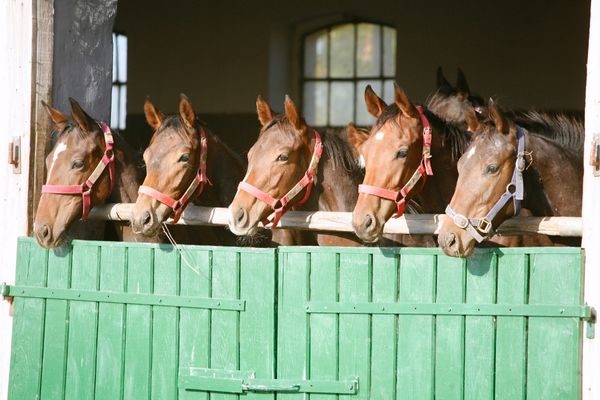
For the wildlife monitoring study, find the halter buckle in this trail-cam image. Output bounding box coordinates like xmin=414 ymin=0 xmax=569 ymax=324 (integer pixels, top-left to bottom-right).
xmin=452 ymin=213 xmax=469 ymax=229
xmin=506 ymin=183 xmax=517 ymax=194
xmin=477 ymin=218 xmax=492 ymax=234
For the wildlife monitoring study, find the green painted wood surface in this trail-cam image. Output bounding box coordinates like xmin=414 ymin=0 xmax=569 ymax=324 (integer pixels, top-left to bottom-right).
xmin=8 ymin=239 xmax=586 ymax=399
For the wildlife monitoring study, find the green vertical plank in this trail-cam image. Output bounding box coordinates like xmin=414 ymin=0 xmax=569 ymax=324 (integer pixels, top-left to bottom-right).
xmin=339 ymin=252 xmax=371 ymax=400
xmin=8 ymin=239 xmax=47 ymax=400
xmin=369 ymin=251 xmax=398 ymax=399
xmin=434 ymin=255 xmax=466 ymax=400
xmin=494 ymin=253 xmax=527 ymax=400
xmin=151 ymin=248 xmax=180 ymax=400
xmin=95 ymin=245 xmax=127 ymax=400
xmin=179 ymin=248 xmax=211 ymax=400
xmin=463 ymin=251 xmax=496 ymax=400
xmin=277 ymin=250 xmax=309 ymax=400
xmin=527 ymin=251 xmax=582 ymax=400
xmin=65 ymin=243 xmax=100 ymax=400
xmin=40 ymin=248 xmax=71 ymax=399
xmin=396 ymin=253 xmax=435 ymax=400
xmin=123 ymin=246 xmax=153 ymax=400
xmin=240 ymin=250 xmax=276 ymax=400
xmin=211 ymin=249 xmax=240 ymax=400
xmin=309 ymin=252 xmax=338 ymax=400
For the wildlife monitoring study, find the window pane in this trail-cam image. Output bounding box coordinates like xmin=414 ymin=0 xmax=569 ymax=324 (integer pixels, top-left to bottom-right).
xmin=304 ymin=29 xmax=328 ymax=78
xmin=383 ymin=26 xmax=396 ymax=77
xmin=303 ymin=81 xmax=328 ymax=126
xmin=112 ymin=34 xmax=117 ymax=83
xmin=117 ymin=34 xmax=128 ymax=82
xmin=119 ymin=86 xmax=127 ymax=129
xmin=329 ymin=82 xmax=353 ymax=126
xmin=356 ymin=80 xmax=382 ymax=126
xmin=383 ymin=79 xmax=395 ymax=104
xmin=111 ymin=85 xmax=119 ymax=128
xmin=357 ymin=23 xmax=381 ymax=77
xmin=330 ymin=24 xmax=354 ymax=78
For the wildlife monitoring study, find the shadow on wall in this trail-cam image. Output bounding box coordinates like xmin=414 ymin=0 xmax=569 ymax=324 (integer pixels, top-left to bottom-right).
xmin=123 ymin=113 xmax=262 ymax=157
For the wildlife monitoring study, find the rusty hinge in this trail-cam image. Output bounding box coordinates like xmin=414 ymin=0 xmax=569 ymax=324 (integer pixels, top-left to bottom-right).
xmin=8 ymin=136 xmax=21 ymax=174
xmin=591 ymin=134 xmax=600 ymax=177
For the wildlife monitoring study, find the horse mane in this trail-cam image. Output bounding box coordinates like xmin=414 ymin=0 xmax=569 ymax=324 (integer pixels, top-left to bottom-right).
xmin=374 ymin=103 xmax=471 ymax=162
xmin=320 ymin=127 xmax=364 ymax=183
xmin=509 ymin=110 xmax=584 ymax=156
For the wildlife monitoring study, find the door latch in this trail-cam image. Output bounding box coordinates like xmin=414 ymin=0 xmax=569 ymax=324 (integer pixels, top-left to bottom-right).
xmin=591 ymin=134 xmax=600 ymax=177
xmin=8 ymin=136 xmax=21 ymax=174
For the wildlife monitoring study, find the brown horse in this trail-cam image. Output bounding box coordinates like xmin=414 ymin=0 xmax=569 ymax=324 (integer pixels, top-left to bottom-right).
xmin=228 ymin=95 xmax=371 ymax=246
xmin=33 ymin=98 xmax=157 ymax=248
xmin=438 ymin=100 xmax=583 ymax=257
xmin=130 ymin=94 xmax=246 ymax=245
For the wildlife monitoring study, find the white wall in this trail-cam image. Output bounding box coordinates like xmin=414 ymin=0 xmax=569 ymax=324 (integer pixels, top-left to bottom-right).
xmin=0 ymin=1 xmax=33 ymax=399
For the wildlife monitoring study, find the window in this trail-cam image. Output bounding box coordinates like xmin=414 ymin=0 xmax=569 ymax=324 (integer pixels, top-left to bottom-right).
xmin=302 ymin=22 xmax=396 ymax=127
xmin=111 ymin=32 xmax=127 ymax=130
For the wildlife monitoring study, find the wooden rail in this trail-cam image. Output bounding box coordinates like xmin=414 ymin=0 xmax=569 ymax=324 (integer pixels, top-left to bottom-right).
xmin=88 ymin=203 xmax=583 ymax=237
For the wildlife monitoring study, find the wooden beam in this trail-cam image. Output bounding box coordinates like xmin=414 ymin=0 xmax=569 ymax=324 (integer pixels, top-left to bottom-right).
xmin=88 ymin=204 xmax=583 ymax=236
xmin=582 ymin=1 xmax=600 ymax=398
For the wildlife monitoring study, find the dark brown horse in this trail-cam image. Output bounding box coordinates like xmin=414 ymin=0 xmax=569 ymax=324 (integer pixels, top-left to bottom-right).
xmin=438 ymin=100 xmax=583 ymax=257
xmin=130 ymin=94 xmax=246 ymax=245
xmin=33 ymin=98 xmax=157 ymax=248
xmin=227 ymin=95 xmax=369 ymax=246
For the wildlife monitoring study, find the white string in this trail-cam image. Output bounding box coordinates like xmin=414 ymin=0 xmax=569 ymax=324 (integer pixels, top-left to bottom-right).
xmin=161 ymin=223 xmax=204 ymax=277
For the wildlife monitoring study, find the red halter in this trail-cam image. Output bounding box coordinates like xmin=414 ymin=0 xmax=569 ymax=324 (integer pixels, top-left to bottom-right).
xmin=358 ymin=106 xmax=433 ymax=217
xmin=237 ymin=130 xmax=323 ymax=228
xmin=41 ymin=121 xmax=115 ymax=220
xmin=137 ymin=127 xmax=210 ymax=223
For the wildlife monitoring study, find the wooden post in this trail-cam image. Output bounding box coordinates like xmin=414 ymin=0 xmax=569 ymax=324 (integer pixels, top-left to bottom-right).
xmin=582 ymin=1 xmax=600 ymax=398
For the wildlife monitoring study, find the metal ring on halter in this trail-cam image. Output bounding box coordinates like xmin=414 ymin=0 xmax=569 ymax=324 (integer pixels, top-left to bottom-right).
xmin=506 ymin=182 xmax=517 ymax=194
xmin=477 ymin=219 xmax=492 ymax=234
xmin=452 ymin=213 xmax=469 ymax=229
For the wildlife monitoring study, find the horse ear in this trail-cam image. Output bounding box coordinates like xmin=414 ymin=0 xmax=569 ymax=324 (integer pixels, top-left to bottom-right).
xmin=465 ymin=107 xmax=480 ymax=134
xmin=42 ymin=101 xmax=68 ymax=131
xmin=256 ymin=95 xmax=274 ymax=126
xmin=346 ymin=123 xmax=368 ymax=157
xmin=179 ymin=93 xmax=196 ymax=129
xmin=144 ymin=97 xmax=164 ymax=130
xmin=456 ymin=68 xmax=471 ymax=101
xmin=69 ymin=98 xmax=96 ymax=133
xmin=284 ymin=95 xmax=303 ymax=131
xmin=394 ymin=83 xmax=418 ymax=119
xmin=436 ymin=67 xmax=451 ymax=89
xmin=488 ymin=98 xmax=509 ymax=135
xmin=364 ymin=85 xmax=387 ymax=118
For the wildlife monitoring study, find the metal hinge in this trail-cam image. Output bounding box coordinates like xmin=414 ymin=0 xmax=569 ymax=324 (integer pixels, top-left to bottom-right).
xmin=179 ymin=368 xmax=358 ymax=395
xmin=591 ymin=134 xmax=600 ymax=177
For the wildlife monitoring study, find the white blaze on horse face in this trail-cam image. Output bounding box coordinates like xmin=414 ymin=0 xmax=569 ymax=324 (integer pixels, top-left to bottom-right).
xmin=47 ymin=142 xmax=68 ymax=181
xmin=466 ymin=144 xmax=477 ymax=159
xmin=358 ymin=154 xmax=365 ymax=169
xmin=375 ymin=131 xmax=385 ymax=141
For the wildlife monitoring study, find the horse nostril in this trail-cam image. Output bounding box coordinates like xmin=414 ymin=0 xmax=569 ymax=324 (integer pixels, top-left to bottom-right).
xmin=40 ymin=225 xmax=51 ymax=241
xmin=235 ymin=207 xmax=247 ymax=225
xmin=446 ymin=232 xmax=457 ymax=248
xmin=142 ymin=211 xmax=153 ymax=228
xmin=364 ymin=214 xmax=374 ymax=230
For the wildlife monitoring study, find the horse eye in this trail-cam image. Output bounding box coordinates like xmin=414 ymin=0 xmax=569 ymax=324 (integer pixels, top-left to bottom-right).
xmin=396 ymin=148 xmax=409 ymax=159
xmin=71 ymin=160 xmax=84 ymax=169
xmin=178 ymin=154 xmax=190 ymax=163
xmin=276 ymin=153 xmax=289 ymax=162
xmin=486 ymin=164 xmax=499 ymax=174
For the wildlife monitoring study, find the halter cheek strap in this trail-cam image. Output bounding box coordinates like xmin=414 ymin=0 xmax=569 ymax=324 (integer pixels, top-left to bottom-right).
xmin=41 ymin=121 xmax=115 ymax=220
xmin=445 ymin=126 xmax=526 ymax=243
xmin=237 ymin=130 xmax=323 ymax=228
xmin=358 ymin=105 xmax=433 ymax=217
xmin=138 ymin=127 xmax=210 ymax=223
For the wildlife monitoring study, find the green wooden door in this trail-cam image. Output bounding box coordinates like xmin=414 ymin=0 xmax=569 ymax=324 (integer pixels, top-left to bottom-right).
xmin=5 ymin=238 xmax=591 ymax=399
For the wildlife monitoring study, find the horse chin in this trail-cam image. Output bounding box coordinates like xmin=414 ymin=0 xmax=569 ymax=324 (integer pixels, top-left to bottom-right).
xmin=229 ymin=223 xmax=259 ymax=237
xmin=357 ymin=232 xmax=383 ymax=245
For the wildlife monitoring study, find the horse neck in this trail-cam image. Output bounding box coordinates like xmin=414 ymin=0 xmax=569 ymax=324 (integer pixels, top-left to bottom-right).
xmin=522 ymin=133 xmax=583 ymax=216
xmin=109 ymin=135 xmax=143 ymax=204
xmin=413 ymin=121 xmax=460 ymax=213
xmin=194 ymin=132 xmax=245 ymax=207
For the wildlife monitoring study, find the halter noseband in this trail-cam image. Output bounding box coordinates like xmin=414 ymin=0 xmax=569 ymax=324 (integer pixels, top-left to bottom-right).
xmin=357 ymin=105 xmax=433 ymax=217
xmin=237 ymin=130 xmax=323 ymax=228
xmin=445 ymin=126 xmax=526 ymax=243
xmin=138 ymin=127 xmax=210 ymax=224
xmin=41 ymin=121 xmax=115 ymax=220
